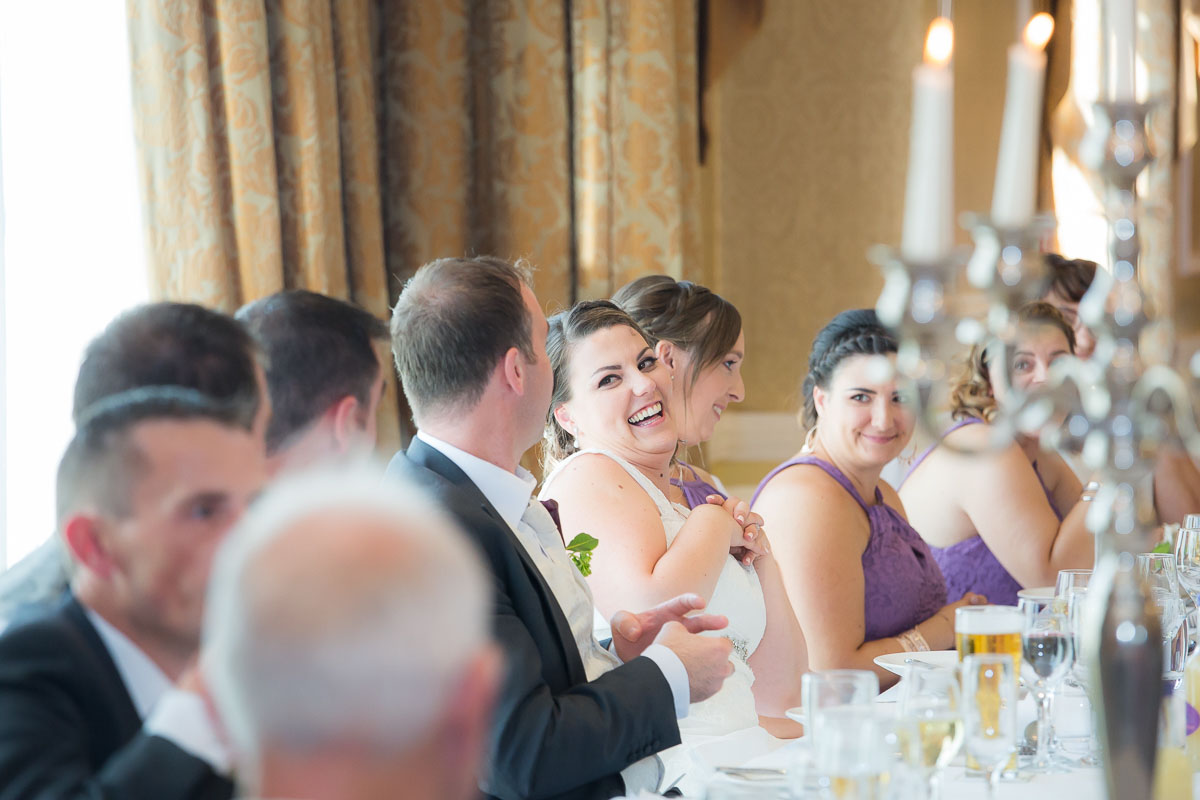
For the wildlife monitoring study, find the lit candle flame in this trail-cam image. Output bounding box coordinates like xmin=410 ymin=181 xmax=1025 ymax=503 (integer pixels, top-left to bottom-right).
xmin=925 ymin=17 xmax=954 ymax=66
xmin=1023 ymin=12 xmax=1054 ymax=51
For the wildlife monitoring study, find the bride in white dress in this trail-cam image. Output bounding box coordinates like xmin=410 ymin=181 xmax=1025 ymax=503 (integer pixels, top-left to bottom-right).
xmin=538 ymin=300 xmax=806 ymax=740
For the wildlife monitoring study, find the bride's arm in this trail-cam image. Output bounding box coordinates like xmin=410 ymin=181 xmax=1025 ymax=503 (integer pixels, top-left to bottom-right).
xmin=543 ymin=454 xmax=742 ymax=615
xmin=746 ymin=551 xmax=808 ymax=716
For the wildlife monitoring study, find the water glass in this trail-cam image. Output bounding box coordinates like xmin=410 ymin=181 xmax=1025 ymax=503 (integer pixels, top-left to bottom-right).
xmin=899 ymin=669 xmax=962 ymax=800
xmin=1054 ymin=569 xmax=1092 ymax=614
xmin=1174 ymin=524 xmax=1200 ymax=603
xmin=962 ymin=654 xmax=1018 ymax=800
xmin=812 ymin=705 xmax=887 ymax=800
xmin=802 ymin=670 xmax=878 ymax=748
xmin=1136 ymin=553 xmax=1185 ymax=675
xmin=1020 ymin=604 xmax=1073 ymax=772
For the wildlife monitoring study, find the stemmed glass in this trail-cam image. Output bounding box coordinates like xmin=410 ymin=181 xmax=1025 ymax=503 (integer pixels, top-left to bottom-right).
xmin=1174 ymin=526 xmax=1200 ymax=604
xmin=1054 ymin=569 xmax=1092 ymax=615
xmin=1136 ymin=553 xmax=1185 ymax=677
xmin=899 ymin=668 xmax=962 ymax=800
xmin=963 ymin=654 xmax=1018 ymax=800
xmin=1021 ymin=603 xmax=1074 ymax=772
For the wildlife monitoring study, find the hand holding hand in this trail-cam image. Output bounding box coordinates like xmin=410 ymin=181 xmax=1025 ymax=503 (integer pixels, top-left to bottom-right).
xmin=610 ymin=593 xmax=729 ymax=663
xmin=705 ymin=494 xmax=768 ymax=565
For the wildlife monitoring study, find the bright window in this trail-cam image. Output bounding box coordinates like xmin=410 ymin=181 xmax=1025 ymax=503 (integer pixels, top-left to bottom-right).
xmin=0 ymin=1 xmax=149 ymax=567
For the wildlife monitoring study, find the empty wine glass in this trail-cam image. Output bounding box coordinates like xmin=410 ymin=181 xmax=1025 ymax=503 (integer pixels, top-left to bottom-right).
xmin=899 ymin=668 xmax=962 ymax=800
xmin=1137 ymin=553 xmax=1185 ymax=668
xmin=1174 ymin=525 xmax=1200 ymax=604
xmin=963 ymin=654 xmax=1018 ymax=800
xmin=1054 ymin=569 xmax=1092 ymax=614
xmin=1021 ymin=603 xmax=1073 ymax=773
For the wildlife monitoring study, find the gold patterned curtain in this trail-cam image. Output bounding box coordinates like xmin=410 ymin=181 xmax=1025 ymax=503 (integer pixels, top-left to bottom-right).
xmin=127 ymin=0 xmax=701 ymax=446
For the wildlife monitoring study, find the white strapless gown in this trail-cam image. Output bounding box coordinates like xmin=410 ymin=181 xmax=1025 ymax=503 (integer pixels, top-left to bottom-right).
xmin=539 ymin=449 xmax=767 ymax=737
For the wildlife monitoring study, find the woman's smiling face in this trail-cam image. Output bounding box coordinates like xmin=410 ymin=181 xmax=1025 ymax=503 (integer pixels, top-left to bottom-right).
xmin=668 ymin=329 xmax=746 ymax=445
xmin=554 ymin=324 xmax=678 ymax=463
xmin=813 ymin=353 xmax=914 ymax=469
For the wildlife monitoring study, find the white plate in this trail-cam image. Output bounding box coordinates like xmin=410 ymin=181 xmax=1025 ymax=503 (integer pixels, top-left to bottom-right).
xmin=1017 ymin=585 xmax=1055 ymax=601
xmin=872 ymin=650 xmax=958 ymax=675
xmin=784 ymin=706 xmax=806 ymax=725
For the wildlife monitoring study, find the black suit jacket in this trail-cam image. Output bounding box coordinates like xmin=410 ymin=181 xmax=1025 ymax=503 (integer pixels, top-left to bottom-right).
xmin=388 ymin=439 xmax=681 ymax=800
xmin=0 ymin=596 xmax=233 ymax=800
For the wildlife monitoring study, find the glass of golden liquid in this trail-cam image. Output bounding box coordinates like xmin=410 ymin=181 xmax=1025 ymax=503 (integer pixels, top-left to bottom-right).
xmin=955 ymin=605 xmax=1022 ymax=775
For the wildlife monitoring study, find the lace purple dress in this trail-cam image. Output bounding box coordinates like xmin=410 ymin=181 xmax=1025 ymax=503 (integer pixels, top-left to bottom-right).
xmin=902 ymin=417 xmax=1064 ymax=606
xmin=752 ymin=456 xmax=947 ymax=641
xmin=671 ymin=461 xmax=727 ymax=509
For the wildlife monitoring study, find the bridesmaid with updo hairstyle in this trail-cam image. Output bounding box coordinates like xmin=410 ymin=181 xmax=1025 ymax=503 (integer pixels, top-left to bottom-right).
xmin=752 ymin=310 xmax=978 ymax=687
xmin=612 ymin=275 xmax=744 ymax=507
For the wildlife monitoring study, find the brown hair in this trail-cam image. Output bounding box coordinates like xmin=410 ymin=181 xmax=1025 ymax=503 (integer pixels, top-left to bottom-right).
xmin=801 ymin=309 xmax=898 ymax=430
xmin=950 ymin=301 xmax=1077 ymax=421
xmin=1045 ymin=253 xmax=1098 ymax=304
xmin=390 ymin=256 xmax=534 ymax=423
xmin=541 ymin=301 xmax=651 ymax=472
xmin=612 ymin=275 xmax=742 ymax=396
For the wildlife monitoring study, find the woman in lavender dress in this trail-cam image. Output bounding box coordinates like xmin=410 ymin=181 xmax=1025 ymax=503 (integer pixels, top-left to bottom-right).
xmin=899 ymin=302 xmax=1093 ymax=606
xmin=752 ymin=310 xmax=979 ymax=688
xmin=613 ymin=276 xmax=744 ymax=508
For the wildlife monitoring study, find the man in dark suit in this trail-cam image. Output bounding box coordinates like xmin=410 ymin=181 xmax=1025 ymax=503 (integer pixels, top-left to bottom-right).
xmin=0 ymin=388 xmax=266 ymax=799
xmin=0 ymin=302 xmax=266 ymax=629
xmin=387 ymin=256 xmax=735 ymax=800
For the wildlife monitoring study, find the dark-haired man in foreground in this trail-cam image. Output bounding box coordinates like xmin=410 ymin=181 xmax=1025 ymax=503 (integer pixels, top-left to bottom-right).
xmin=387 ymin=256 xmax=734 ymax=800
xmin=236 ymin=290 xmax=389 ymax=474
xmin=0 ymin=389 xmax=264 ymax=799
xmin=0 ymin=302 xmax=267 ymax=628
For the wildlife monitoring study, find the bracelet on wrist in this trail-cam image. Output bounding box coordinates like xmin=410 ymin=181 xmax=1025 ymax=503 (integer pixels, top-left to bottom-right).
xmin=896 ymin=627 xmax=931 ymax=652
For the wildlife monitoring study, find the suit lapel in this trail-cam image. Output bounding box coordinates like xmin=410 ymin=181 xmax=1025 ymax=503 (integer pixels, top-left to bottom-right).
xmin=401 ymin=439 xmax=587 ymax=679
xmin=63 ymin=596 xmax=142 ymax=736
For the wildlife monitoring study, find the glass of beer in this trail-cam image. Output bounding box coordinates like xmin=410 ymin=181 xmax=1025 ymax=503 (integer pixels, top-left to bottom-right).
xmin=955 ymin=606 xmax=1023 ymax=675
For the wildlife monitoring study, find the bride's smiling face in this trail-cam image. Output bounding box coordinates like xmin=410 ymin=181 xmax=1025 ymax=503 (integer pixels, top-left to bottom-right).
xmin=554 ymin=324 xmax=678 ymax=462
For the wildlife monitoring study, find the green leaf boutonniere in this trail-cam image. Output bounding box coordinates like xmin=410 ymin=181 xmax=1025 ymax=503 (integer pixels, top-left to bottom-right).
xmin=1151 ymin=539 xmax=1173 ymax=555
xmin=566 ymin=533 xmax=599 ymax=576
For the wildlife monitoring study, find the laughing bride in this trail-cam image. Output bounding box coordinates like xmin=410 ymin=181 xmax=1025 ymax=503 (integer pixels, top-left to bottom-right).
xmin=537 ymin=300 xmax=807 ymax=742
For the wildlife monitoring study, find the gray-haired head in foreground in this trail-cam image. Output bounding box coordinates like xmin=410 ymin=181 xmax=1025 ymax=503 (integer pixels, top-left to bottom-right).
xmin=203 ymin=465 xmax=490 ymax=762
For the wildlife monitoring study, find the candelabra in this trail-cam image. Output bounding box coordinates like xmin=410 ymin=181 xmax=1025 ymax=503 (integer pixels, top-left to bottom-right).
xmin=875 ymin=97 xmax=1200 ymax=800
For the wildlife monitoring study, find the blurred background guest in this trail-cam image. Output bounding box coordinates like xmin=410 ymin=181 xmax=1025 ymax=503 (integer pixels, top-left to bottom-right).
xmin=237 ymin=290 xmax=389 ymax=474
xmin=0 ymin=303 xmax=266 ymax=630
xmin=900 ymin=302 xmax=1093 ymax=605
xmin=1043 ymin=254 xmax=1099 ymax=361
xmin=541 ymin=301 xmax=806 ymax=738
xmin=204 ymin=467 xmax=499 ymax=800
xmin=752 ymin=310 xmax=973 ymax=687
xmin=613 ymin=275 xmax=744 ymax=506
xmin=0 ymin=389 xmax=264 ymax=799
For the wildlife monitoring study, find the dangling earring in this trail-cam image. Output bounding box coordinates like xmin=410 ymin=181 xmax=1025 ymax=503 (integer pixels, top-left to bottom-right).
xmin=803 ymin=425 xmax=819 ymax=453
xmin=571 ymin=427 xmax=580 ymax=450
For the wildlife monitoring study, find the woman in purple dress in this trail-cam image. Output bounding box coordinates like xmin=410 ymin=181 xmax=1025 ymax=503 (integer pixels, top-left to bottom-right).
xmin=899 ymin=302 xmax=1092 ymax=606
xmin=613 ymin=276 xmax=743 ymax=507
xmin=752 ymin=310 xmax=978 ymax=688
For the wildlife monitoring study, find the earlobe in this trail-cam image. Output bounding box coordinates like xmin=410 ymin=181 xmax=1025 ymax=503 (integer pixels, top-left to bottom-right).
xmin=812 ymin=384 xmax=828 ymax=416
xmin=62 ymin=515 xmax=115 ymax=580
xmin=553 ymin=404 xmax=574 ymax=436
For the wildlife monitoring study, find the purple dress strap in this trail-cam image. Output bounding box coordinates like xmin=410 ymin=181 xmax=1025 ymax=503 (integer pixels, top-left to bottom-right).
xmin=752 ymin=456 xmax=947 ymax=642
xmin=670 ymin=461 xmax=727 ymax=509
xmin=899 ymin=416 xmax=982 ymax=487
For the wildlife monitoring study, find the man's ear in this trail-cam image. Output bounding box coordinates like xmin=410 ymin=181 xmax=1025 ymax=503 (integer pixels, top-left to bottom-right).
xmin=655 ymin=340 xmax=676 ymax=371
xmin=501 ymin=347 xmax=524 ymax=395
xmin=328 ymin=394 xmax=362 ymax=452
xmin=62 ymin=514 xmax=116 ymax=580
xmin=436 ymin=645 xmax=502 ymax=796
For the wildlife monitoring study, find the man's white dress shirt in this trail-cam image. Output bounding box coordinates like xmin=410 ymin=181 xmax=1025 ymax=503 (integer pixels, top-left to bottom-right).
xmin=416 ymin=432 xmax=690 ymax=792
xmin=85 ymin=608 xmax=231 ymax=774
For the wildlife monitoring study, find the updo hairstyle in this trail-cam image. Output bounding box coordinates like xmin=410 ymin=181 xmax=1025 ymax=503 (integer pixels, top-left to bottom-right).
xmin=801 ymin=309 xmax=898 ymax=431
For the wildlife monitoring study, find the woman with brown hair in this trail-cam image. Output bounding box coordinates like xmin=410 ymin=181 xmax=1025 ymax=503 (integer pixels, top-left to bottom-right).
xmin=899 ymin=302 xmax=1094 ymax=606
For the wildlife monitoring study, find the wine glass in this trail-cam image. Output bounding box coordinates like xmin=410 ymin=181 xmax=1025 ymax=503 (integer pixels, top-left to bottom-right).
xmin=962 ymin=654 xmax=1018 ymax=800
xmin=1054 ymin=569 xmax=1092 ymax=614
xmin=1021 ymin=604 xmax=1073 ymax=772
xmin=1137 ymin=553 xmax=1185 ymax=648
xmin=1174 ymin=525 xmax=1200 ymax=605
xmin=801 ymin=670 xmax=878 ymax=748
xmin=899 ymin=668 xmax=962 ymax=800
